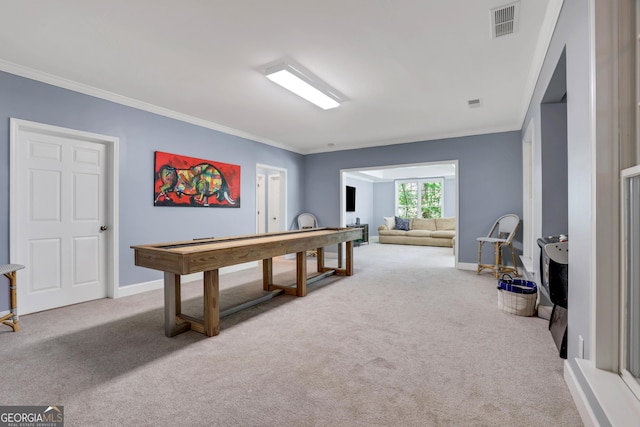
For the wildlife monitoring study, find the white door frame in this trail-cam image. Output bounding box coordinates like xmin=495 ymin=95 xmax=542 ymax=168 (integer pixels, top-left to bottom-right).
xmin=9 ymin=118 xmax=120 ymax=299
xmin=521 ymin=118 xmax=538 ymax=275
xmin=256 ymin=174 xmax=266 ymax=234
xmin=256 ymin=163 xmax=287 ymax=233
xmin=267 ymin=173 xmax=281 ymax=232
xmin=340 ymin=160 xmax=459 ymax=267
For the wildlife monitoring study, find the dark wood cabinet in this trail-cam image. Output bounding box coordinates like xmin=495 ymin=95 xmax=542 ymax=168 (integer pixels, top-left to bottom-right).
xmin=347 ymin=223 xmax=368 ymax=246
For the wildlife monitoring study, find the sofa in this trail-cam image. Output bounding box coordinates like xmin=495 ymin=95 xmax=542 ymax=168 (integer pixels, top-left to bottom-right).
xmin=378 ymin=216 xmax=456 ymax=247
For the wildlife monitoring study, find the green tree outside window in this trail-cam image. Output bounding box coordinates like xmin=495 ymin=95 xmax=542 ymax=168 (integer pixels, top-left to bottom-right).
xmin=397 ymin=182 xmax=418 ymax=218
xmin=421 ymin=181 xmax=442 ymax=218
xmin=396 ymin=180 xmax=442 ymax=219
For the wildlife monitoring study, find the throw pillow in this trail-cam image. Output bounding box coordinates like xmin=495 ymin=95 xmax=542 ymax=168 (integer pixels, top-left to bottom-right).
xmin=384 ymin=216 xmax=396 ymax=229
xmin=395 ymin=216 xmax=410 ymax=231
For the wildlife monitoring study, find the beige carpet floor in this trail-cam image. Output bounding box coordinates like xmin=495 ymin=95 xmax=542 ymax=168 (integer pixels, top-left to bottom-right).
xmin=0 ymin=243 xmax=582 ymax=426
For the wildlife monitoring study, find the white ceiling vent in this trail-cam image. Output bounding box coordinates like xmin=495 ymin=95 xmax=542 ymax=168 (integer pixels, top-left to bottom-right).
xmin=467 ymin=98 xmax=482 ymax=108
xmin=491 ymin=2 xmax=520 ymax=38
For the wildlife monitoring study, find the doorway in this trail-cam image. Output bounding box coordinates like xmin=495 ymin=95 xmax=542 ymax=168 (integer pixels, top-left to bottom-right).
xmin=340 ymin=160 xmax=459 ymax=267
xmin=256 ymin=164 xmax=287 ymax=233
xmin=10 ymin=119 xmax=119 ymax=314
xmin=539 ymin=49 xmax=568 ymax=238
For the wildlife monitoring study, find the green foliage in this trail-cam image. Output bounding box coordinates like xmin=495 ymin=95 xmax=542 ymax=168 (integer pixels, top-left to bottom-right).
xmin=397 ymin=182 xmax=418 ymax=217
xmin=397 ymin=180 xmax=442 ymax=219
xmin=421 ymin=181 xmax=442 ymax=218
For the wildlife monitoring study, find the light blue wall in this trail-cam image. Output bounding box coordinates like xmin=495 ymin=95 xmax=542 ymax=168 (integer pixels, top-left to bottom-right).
xmin=0 ymin=71 xmax=305 ymax=298
xmin=541 ymin=102 xmax=568 ymax=237
xmin=0 ymin=72 xmax=521 ymax=302
xmin=443 ymin=177 xmax=456 ymax=217
xmin=1 ymin=68 xmax=519 ymax=305
xmin=304 ymin=132 xmax=523 ymax=264
xmin=372 ymin=182 xmax=395 ymax=234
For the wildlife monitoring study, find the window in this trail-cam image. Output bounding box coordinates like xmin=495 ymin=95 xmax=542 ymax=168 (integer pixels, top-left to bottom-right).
xmin=572 ymin=3 xmax=640 ymax=424
xmin=395 ymin=179 xmax=443 ymax=218
xmin=618 ymin=2 xmax=640 ymax=399
xmin=621 ymin=166 xmax=640 ymax=400
xmin=396 ymin=181 xmax=418 ymax=217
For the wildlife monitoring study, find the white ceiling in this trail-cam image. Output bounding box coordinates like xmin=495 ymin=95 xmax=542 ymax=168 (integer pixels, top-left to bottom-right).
xmin=0 ymin=1 xmax=561 ymax=155
xmin=346 ymin=163 xmax=456 ymax=183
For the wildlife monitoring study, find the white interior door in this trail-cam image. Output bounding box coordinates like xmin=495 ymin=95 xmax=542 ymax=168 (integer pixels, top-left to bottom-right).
xmin=268 ymin=174 xmax=281 ymax=232
xmin=13 ymin=125 xmax=109 ymax=314
xmin=257 ymin=174 xmax=266 ymax=234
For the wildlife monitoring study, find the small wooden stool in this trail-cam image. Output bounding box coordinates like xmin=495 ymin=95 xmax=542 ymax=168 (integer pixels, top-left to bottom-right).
xmin=1 ymin=264 xmax=25 ymax=332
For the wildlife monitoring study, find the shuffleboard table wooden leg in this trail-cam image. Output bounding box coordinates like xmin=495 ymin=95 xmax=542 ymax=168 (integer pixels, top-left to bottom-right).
xmin=296 ymin=251 xmax=307 ymax=297
xmin=345 ymin=240 xmax=354 ymax=276
xmin=316 ymin=247 xmax=324 ymax=273
xmin=203 ymin=269 xmax=220 ymax=337
xmin=262 ymin=258 xmax=273 ymax=291
xmin=164 ymin=272 xmax=191 ymax=337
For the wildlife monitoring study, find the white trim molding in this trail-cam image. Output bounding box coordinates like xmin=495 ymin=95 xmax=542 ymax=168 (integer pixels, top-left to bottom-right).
xmin=567 ymin=359 xmax=640 ymax=427
xmin=9 ymin=118 xmax=120 ymax=302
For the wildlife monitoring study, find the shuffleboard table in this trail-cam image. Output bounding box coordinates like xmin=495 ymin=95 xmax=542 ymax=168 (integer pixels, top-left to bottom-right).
xmin=131 ymin=227 xmax=362 ymax=337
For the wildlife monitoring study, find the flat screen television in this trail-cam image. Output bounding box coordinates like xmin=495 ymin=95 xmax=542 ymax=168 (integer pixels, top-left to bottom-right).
xmin=346 ymin=186 xmax=356 ymax=212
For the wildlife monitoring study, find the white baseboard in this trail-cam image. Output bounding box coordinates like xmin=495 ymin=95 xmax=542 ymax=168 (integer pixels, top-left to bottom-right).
xmin=564 ymin=360 xmax=598 ymax=427
xmin=456 ymin=262 xmax=477 ymax=271
xmin=458 ymin=262 xmax=525 ymax=277
xmin=116 ymin=278 xmax=164 ymax=298
xmin=119 ymin=253 xmax=465 ymax=298
xmin=537 ymin=304 xmax=552 ymax=320
xmin=519 ymin=255 xmax=536 ymax=281
xmin=567 ymin=358 xmax=640 ymax=427
xmin=115 ymin=261 xmax=258 ymax=298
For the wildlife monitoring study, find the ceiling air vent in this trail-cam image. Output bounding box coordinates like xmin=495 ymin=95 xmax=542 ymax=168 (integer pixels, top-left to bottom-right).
xmin=491 ymin=2 xmax=520 ymax=38
xmin=467 ymin=98 xmax=482 ymax=108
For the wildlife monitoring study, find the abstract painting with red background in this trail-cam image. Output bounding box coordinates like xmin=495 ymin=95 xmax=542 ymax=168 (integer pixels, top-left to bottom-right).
xmin=153 ymin=151 xmax=240 ymax=207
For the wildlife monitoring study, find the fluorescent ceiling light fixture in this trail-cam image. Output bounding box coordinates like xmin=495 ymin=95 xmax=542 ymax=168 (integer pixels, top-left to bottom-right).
xmin=265 ymin=63 xmax=340 ymax=110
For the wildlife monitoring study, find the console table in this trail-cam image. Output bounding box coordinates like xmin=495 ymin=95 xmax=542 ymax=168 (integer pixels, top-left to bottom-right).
xmin=347 ymin=223 xmax=369 ymax=246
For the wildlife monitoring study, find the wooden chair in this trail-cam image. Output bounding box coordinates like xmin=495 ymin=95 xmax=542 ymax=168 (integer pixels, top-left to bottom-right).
xmin=477 ymin=214 xmax=520 ymax=277
xmin=1 ymin=264 xmax=25 ymax=332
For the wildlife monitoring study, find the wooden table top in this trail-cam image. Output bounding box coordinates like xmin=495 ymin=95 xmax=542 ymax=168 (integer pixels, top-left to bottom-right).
xmin=131 ymin=227 xmax=360 ymax=275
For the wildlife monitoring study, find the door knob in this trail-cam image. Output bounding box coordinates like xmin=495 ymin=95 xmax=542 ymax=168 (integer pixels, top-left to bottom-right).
xmin=100 ymin=226 xmax=108 ymax=231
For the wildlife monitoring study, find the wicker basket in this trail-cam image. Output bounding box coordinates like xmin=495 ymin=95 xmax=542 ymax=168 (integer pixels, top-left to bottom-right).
xmin=497 ymin=275 xmax=537 ymax=317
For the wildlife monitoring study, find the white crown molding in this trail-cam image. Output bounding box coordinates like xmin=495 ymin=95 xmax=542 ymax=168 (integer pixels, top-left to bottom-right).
xmin=303 ymin=124 xmax=521 ymax=155
xmin=0 ymin=59 xmax=303 ymax=154
xmin=1 ymin=58 xmax=525 ymax=157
